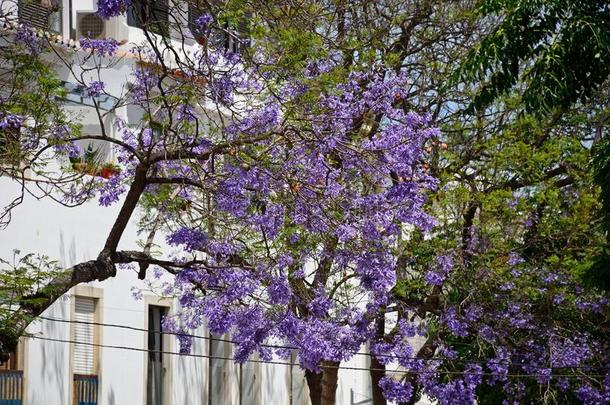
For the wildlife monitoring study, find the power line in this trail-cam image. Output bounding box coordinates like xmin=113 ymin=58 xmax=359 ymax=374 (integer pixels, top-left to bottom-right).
xmin=20 ymin=313 xmax=610 ymax=373
xmin=26 ymin=335 xmax=607 ymax=379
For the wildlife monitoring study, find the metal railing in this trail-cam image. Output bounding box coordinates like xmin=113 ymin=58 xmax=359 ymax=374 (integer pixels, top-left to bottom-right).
xmin=0 ymin=370 xmax=22 ymax=405
xmin=74 ymin=374 xmax=98 ymax=405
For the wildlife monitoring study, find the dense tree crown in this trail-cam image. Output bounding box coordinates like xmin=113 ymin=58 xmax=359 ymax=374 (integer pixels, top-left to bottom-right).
xmin=0 ymin=0 xmax=609 ymax=404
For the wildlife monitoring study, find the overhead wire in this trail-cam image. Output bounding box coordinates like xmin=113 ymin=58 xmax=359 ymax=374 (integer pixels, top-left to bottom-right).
xmin=26 ymin=335 xmax=608 ymax=378
xmin=16 ymin=312 xmax=610 ymax=375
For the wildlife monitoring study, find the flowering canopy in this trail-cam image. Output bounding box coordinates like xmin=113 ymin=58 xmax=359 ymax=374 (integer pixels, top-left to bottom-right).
xmin=0 ymin=1 xmax=609 ymax=404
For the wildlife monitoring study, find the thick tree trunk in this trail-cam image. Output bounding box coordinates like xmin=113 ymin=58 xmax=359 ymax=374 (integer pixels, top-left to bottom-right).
xmin=305 ymin=361 xmax=340 ymax=405
xmin=321 ymin=361 xmax=339 ymax=405
xmin=370 ymin=355 xmax=386 ymax=405
xmin=370 ymin=312 xmax=387 ymax=405
xmin=305 ymin=369 xmax=323 ymax=405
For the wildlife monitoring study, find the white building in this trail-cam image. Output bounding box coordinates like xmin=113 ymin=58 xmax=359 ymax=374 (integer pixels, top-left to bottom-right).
xmin=0 ymin=1 xmax=374 ymax=404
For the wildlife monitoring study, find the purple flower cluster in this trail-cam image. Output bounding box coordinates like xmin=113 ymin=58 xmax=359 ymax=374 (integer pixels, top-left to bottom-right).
xmin=0 ymin=113 xmax=23 ymax=130
xmin=85 ymin=81 xmax=105 ymax=97
xmin=96 ymin=0 xmax=131 ymax=19
xmin=97 ymin=170 xmax=126 ymax=206
xmin=379 ymin=377 xmax=413 ymax=403
xmin=80 ymin=37 xmax=119 ymax=57
xmin=15 ymin=24 xmax=46 ymax=55
xmin=194 ymin=14 xmax=213 ymax=32
xmin=166 ymin=228 xmax=208 ymax=252
xmin=424 ymin=254 xmax=453 ymax=285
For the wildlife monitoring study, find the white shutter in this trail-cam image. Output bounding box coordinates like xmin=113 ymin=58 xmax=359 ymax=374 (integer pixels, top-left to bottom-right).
xmin=73 ymin=297 xmax=96 ymax=374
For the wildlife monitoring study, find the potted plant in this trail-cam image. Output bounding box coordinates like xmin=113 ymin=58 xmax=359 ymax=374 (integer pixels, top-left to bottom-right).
xmin=71 ymin=144 xmax=101 ymax=175
xmin=99 ymin=162 xmax=120 ymax=179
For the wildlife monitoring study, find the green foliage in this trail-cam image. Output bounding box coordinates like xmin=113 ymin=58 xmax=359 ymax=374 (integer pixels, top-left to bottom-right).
xmin=593 ymin=135 xmax=610 ymax=236
xmin=455 ymin=0 xmax=610 ymax=115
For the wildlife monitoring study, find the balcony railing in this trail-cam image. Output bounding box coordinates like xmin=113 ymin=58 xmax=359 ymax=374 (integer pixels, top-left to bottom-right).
xmin=0 ymin=370 xmax=23 ymax=405
xmin=73 ymin=374 xmax=98 ymax=405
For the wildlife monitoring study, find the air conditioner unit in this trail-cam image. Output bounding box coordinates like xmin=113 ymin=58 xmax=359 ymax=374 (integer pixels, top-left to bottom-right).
xmin=76 ymin=12 xmax=106 ymax=39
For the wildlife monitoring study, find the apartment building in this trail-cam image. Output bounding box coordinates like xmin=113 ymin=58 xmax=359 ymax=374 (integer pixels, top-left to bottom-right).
xmin=0 ymin=1 xmax=374 ymax=404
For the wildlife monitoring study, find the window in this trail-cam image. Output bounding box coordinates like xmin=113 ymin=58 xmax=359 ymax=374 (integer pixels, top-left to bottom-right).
xmin=73 ymin=296 xmax=99 ymax=405
xmin=147 ymin=305 xmax=168 ymax=405
xmin=127 ymin=0 xmax=170 ymax=37
xmin=73 ymin=296 xmax=98 ymax=375
xmin=187 ymin=2 xmax=250 ymax=54
xmin=69 ymin=141 xmax=117 ymax=178
xmin=18 ymin=0 xmax=61 ymax=32
xmin=59 ymin=81 xmax=119 ymax=111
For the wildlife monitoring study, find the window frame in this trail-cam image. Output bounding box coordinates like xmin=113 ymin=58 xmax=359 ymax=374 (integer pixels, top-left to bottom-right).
xmin=143 ymin=296 xmax=173 ymax=405
xmin=69 ymin=286 xmax=103 ymax=405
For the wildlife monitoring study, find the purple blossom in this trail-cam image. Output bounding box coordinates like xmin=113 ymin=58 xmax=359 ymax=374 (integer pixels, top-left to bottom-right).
xmin=166 ymin=228 xmax=208 ymax=252
xmin=307 ymin=288 xmax=332 ymax=317
xmin=130 ymin=287 xmax=143 ymax=301
xmin=15 ymin=24 xmax=46 ymax=54
xmin=80 ymin=37 xmax=119 ymax=57
xmin=194 ymin=14 xmax=213 ymax=32
xmin=0 ymin=113 xmax=23 ymax=130
xmin=97 ymin=0 xmax=131 ymax=19
xmin=507 ymin=252 xmax=524 ymax=266
xmin=379 ymin=377 xmax=413 ymax=403
xmin=267 ymin=276 xmax=291 ymax=305
xmin=424 ymin=254 xmax=453 ymax=285
xmin=85 ymin=81 xmax=105 ymax=97
xmin=442 ymin=307 xmax=468 ymax=337
xmin=98 ymin=171 xmax=126 ymax=206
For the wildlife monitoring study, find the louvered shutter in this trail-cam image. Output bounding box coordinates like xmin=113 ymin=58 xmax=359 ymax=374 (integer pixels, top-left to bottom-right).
xmin=73 ymin=297 xmax=96 ymax=375
xmin=18 ymin=0 xmax=61 ymax=32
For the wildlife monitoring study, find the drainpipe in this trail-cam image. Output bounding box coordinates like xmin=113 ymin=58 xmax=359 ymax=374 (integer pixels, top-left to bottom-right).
xmin=207 ymin=335 xmax=212 ymax=405
xmin=289 ymin=350 xmax=294 ymax=405
xmin=239 ymin=363 xmax=242 ymax=405
xmin=68 ymin=0 xmax=73 ymax=39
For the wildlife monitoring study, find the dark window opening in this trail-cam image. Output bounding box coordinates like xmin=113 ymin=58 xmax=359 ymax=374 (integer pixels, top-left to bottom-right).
xmin=147 ymin=305 xmax=168 ymax=405
xmin=187 ymin=3 xmax=250 ymax=54
xmin=127 ymin=0 xmax=170 ymax=37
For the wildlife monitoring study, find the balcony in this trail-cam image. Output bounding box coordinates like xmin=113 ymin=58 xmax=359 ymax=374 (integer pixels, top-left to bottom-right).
xmin=0 ymin=370 xmax=23 ymax=405
xmin=74 ymin=374 xmax=98 ymax=405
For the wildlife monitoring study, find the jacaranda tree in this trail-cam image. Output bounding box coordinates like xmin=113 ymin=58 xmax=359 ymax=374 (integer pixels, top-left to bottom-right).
xmin=0 ymin=1 xmax=609 ymax=404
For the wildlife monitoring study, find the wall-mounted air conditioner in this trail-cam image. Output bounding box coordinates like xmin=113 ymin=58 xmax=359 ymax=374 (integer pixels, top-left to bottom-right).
xmin=76 ymin=12 xmax=106 ymax=39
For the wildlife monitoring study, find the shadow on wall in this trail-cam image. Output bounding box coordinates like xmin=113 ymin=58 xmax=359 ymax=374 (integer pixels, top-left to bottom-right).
xmin=175 ymin=336 xmax=206 ymax=405
xmin=58 ymin=230 xmax=78 ymax=269
xmin=107 ymin=386 xmax=115 ymax=405
xmin=31 ymin=303 xmax=69 ymax=405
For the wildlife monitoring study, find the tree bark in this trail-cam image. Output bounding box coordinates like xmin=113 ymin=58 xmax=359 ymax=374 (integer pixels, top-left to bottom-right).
xmin=370 ymin=313 xmax=387 ymax=405
xmin=321 ymin=361 xmax=340 ymax=405
xmin=305 ymin=361 xmax=340 ymax=405
xmin=305 ymin=369 xmax=323 ymax=405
